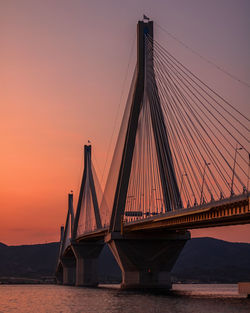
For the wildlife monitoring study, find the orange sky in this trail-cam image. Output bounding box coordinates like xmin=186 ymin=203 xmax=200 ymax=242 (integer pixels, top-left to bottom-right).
xmin=0 ymin=0 xmax=249 ymax=245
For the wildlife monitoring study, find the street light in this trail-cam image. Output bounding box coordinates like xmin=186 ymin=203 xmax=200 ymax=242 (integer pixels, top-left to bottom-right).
xmin=179 ymin=173 xmax=187 ymax=208
xmin=200 ymin=161 xmax=210 ymax=204
xmin=230 ymin=145 xmax=243 ymax=196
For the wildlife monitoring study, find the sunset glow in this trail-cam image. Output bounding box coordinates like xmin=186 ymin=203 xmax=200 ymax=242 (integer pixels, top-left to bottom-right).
xmin=0 ymin=0 xmax=249 ymax=245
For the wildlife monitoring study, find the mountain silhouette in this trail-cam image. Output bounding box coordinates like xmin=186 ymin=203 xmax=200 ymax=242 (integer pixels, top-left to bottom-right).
xmin=0 ymin=237 xmax=250 ymax=283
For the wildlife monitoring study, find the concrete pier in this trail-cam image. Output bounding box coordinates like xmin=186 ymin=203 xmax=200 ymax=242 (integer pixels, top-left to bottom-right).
xmin=106 ymin=231 xmax=190 ymax=290
xmin=61 ymin=256 xmax=76 ymax=285
xmin=238 ymin=282 xmax=250 ymax=297
xmin=72 ymin=242 xmax=104 ymax=287
xmin=55 ymin=262 xmax=63 ymax=284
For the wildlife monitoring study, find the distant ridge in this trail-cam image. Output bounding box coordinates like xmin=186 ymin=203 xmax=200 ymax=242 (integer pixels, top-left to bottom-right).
xmin=172 ymin=237 xmax=250 ymax=283
xmin=0 ymin=242 xmax=59 ymax=278
xmin=0 ymin=238 xmax=250 ymax=283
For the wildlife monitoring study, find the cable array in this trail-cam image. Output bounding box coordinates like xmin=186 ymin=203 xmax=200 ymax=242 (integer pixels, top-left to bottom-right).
xmin=144 ymin=34 xmax=249 ymax=209
xmin=123 ymin=34 xmax=249 ymax=222
xmin=155 ymin=22 xmax=250 ymax=89
xmin=77 ymin=160 xmax=103 ymax=235
xmin=102 ymin=32 xmax=249 ymax=225
xmin=100 ymin=69 xmax=138 ymax=227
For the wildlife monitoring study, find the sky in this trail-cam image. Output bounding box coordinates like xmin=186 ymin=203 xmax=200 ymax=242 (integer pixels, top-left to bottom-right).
xmin=0 ymin=0 xmax=249 ymax=245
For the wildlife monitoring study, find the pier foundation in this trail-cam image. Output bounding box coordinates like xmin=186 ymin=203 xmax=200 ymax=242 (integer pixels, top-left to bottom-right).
xmin=61 ymin=256 xmax=76 ymax=285
xmin=55 ymin=262 xmax=63 ymax=284
xmin=106 ymin=231 xmax=190 ymax=290
xmin=72 ymin=242 xmax=104 ymax=287
xmin=238 ymin=282 xmax=250 ymax=297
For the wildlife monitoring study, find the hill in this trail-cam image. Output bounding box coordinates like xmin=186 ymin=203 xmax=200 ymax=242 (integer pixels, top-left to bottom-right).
xmin=0 ymin=242 xmax=59 ymax=278
xmin=0 ymin=237 xmax=250 ymax=283
xmin=172 ymin=237 xmax=250 ymax=283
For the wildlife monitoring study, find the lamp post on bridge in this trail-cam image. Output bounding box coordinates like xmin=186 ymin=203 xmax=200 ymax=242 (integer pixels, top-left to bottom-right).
xmin=156 ymin=198 xmax=163 ymax=213
xmin=179 ymin=173 xmax=187 ymax=208
xmin=150 ymin=188 xmax=156 ymax=214
xmin=139 ymin=193 xmax=144 ymax=213
xmin=200 ymin=161 xmax=210 ymax=205
xmin=247 ymin=153 xmax=250 ymax=193
xmin=231 ymin=145 xmax=243 ymax=196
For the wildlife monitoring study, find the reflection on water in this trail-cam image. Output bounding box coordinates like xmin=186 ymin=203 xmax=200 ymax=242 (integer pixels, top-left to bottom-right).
xmin=0 ymin=284 xmax=249 ymax=313
xmin=172 ymin=283 xmax=241 ymax=297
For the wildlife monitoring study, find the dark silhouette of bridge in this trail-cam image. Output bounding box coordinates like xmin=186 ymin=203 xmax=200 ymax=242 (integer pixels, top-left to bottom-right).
xmin=55 ymin=20 xmax=250 ymax=289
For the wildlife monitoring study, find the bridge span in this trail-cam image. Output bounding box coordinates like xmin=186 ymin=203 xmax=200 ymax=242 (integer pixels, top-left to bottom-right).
xmin=57 ymin=190 xmax=250 ymax=289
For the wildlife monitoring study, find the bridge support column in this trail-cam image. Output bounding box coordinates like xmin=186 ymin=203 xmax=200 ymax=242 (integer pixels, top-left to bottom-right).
xmin=238 ymin=282 xmax=250 ymax=298
xmin=61 ymin=257 xmax=76 ymax=285
xmin=105 ymin=231 xmax=190 ymax=290
xmin=72 ymin=242 xmax=104 ymax=287
xmin=55 ymin=263 xmax=63 ymax=284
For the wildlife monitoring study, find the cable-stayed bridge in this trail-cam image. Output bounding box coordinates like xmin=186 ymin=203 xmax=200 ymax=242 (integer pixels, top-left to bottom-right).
xmin=55 ymin=20 xmax=250 ymax=290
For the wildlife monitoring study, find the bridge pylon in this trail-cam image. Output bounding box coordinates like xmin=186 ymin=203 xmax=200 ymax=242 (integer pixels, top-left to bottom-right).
xmin=55 ymin=193 xmax=76 ymax=285
xmin=71 ymin=145 xmax=104 ymax=287
xmin=109 ymin=20 xmax=181 ymax=234
xmin=105 ymin=20 xmax=190 ymax=290
xmin=72 ymin=145 xmax=102 ymax=239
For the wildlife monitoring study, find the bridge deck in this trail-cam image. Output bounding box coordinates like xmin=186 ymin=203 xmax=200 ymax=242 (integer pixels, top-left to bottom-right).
xmin=74 ymin=193 xmax=249 ymax=243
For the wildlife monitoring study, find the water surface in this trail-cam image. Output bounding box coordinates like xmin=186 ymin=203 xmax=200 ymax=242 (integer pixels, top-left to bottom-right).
xmin=0 ymin=284 xmax=249 ymax=313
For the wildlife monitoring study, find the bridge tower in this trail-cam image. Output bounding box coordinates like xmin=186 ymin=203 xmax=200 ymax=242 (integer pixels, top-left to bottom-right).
xmin=105 ymin=20 xmax=190 ymax=290
xmin=71 ymin=145 xmax=104 ymax=287
xmin=59 ymin=193 xmax=76 ymax=285
xmin=54 ymin=226 xmax=64 ymax=284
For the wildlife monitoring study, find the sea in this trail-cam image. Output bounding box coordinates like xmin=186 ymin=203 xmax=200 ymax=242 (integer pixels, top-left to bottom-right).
xmin=0 ymin=284 xmax=249 ymax=313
